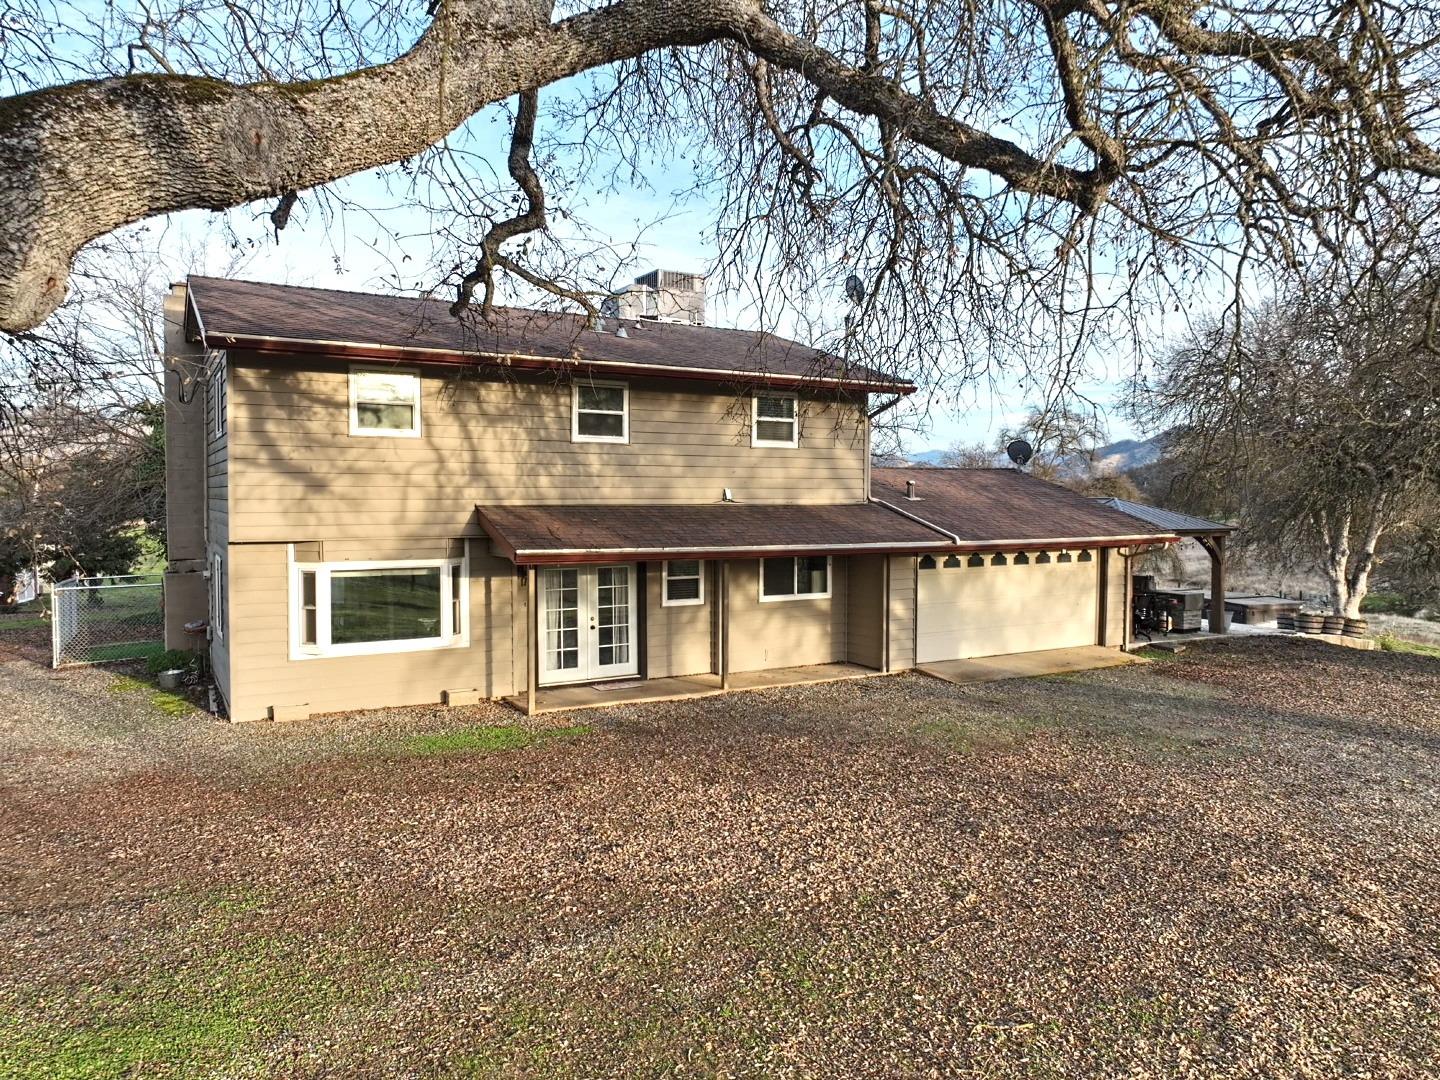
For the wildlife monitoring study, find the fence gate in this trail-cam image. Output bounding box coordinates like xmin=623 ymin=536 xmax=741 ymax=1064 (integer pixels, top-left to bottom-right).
xmin=51 ymin=575 xmax=166 ymax=668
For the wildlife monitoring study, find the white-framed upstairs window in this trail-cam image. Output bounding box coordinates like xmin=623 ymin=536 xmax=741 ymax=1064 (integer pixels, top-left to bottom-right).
xmin=289 ymin=547 xmax=468 ymax=659
xmin=349 ymin=365 xmax=421 ymax=437
xmin=572 ymin=379 xmax=629 ymax=443
xmin=208 ymin=550 xmax=226 ymax=641
xmin=206 ymin=351 xmax=227 ymax=440
xmin=752 ymin=392 xmax=798 ymax=447
xmin=662 ymin=560 xmax=705 ymax=607
xmin=759 ymin=556 xmax=830 ymax=601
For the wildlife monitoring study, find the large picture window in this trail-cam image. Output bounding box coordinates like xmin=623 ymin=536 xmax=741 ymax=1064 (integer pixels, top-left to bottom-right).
xmin=759 ymin=556 xmax=830 ymax=601
xmin=290 ymin=550 xmax=467 ymax=659
xmin=349 ymin=366 xmax=421 ymax=437
xmin=572 ymin=380 xmax=629 ymax=442
xmin=752 ymin=393 xmax=798 ymax=447
xmin=662 ymin=560 xmax=704 ymax=606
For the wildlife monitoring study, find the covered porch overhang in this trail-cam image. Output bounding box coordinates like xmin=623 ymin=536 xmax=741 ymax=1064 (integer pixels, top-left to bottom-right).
xmin=474 ymin=500 xmax=954 ymax=566
xmin=476 ymin=501 xmax=953 ymax=716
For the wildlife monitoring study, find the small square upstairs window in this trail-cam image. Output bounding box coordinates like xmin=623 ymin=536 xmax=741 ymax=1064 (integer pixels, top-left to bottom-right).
xmin=752 ymin=393 xmax=798 ymax=447
xmin=663 ymin=560 xmax=704 ymax=606
xmin=573 ymin=381 xmax=628 ymax=443
xmin=350 ymin=366 xmax=421 ymax=437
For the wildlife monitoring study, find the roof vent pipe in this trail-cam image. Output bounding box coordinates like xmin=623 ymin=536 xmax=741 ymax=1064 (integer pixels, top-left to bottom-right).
xmin=905 ymin=480 xmax=917 ymax=500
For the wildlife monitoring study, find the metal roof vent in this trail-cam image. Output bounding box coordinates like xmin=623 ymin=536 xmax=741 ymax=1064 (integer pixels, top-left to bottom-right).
xmin=905 ymin=479 xmax=918 ymax=500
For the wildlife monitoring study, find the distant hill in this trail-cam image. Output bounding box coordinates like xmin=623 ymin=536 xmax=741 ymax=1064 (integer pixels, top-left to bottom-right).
xmin=906 ymin=449 xmax=951 ymax=466
xmin=901 ymin=430 xmax=1172 ymax=472
xmin=1091 ymin=431 xmax=1171 ymax=474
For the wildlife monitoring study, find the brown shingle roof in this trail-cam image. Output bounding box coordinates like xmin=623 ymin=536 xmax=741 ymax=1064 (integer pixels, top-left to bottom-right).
xmin=186 ymin=276 xmax=910 ymax=392
xmin=871 ymin=468 xmax=1179 ymax=546
xmin=477 ymin=502 xmax=951 ymax=565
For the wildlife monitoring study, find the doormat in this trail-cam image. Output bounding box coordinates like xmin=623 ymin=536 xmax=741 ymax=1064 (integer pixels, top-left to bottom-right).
xmin=593 ymin=680 xmax=644 ymax=691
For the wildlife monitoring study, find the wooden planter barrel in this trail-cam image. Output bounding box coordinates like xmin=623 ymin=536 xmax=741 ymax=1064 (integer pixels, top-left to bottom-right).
xmin=1276 ymin=613 xmax=1295 ymax=631
xmin=1296 ymin=613 xmax=1324 ymax=634
xmin=1322 ymin=615 xmax=1346 ymax=635
xmin=1343 ymin=617 xmax=1369 ymax=638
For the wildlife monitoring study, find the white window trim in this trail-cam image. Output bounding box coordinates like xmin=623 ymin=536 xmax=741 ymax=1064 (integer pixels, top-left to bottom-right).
xmin=348 ymin=364 xmax=422 ymax=438
xmin=209 ymin=550 xmax=225 ymax=641
xmin=571 ymin=379 xmax=630 ymax=444
xmin=751 ymin=392 xmax=799 ymax=448
xmin=207 ymin=353 xmax=227 ymax=441
xmin=287 ymin=546 xmax=469 ymax=660
xmin=758 ymin=556 xmax=832 ymax=602
xmin=661 ymin=560 xmax=705 ymax=607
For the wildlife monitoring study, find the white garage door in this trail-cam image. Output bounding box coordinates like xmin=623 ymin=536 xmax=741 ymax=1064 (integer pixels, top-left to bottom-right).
xmin=916 ymin=552 xmax=1099 ymax=664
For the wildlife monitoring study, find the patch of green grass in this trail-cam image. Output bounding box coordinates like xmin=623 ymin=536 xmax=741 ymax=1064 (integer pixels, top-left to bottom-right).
xmin=1134 ymin=646 xmax=1181 ymax=662
xmin=396 ymin=723 xmax=590 ymax=757
xmin=1362 ymin=591 xmax=1420 ymax=616
xmin=1376 ymin=633 xmax=1440 ymax=659
xmin=0 ymin=614 xmax=48 ymax=631
xmin=916 ymin=713 xmax=1042 ymax=753
xmin=83 ymin=641 xmax=168 ymax=664
xmin=0 ymin=935 xmax=351 ymax=1079
xmin=108 ymin=674 xmax=195 ymax=717
xmin=144 ymin=648 xmax=200 ymax=676
xmin=0 ymin=885 xmax=410 ymax=1080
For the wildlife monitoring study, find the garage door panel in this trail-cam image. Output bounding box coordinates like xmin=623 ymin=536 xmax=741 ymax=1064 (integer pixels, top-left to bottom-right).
xmin=916 ymin=556 xmax=1098 ymax=663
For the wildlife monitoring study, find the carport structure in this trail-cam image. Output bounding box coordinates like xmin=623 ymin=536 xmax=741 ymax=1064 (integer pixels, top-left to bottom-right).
xmin=1093 ymin=497 xmax=1237 ymax=634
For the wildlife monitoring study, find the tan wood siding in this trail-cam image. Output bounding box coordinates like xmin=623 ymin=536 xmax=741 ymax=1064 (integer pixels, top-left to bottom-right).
xmin=206 ymin=355 xmax=232 ymax=712
xmin=846 ymin=554 xmax=885 ymax=669
xmin=644 ymin=561 xmax=713 ymax=679
xmin=725 ymin=559 xmax=848 ymax=672
xmin=222 ymin=540 xmax=517 ymax=722
xmin=225 ymin=355 xmax=868 ymax=542
xmin=887 ymin=555 xmax=917 ymax=670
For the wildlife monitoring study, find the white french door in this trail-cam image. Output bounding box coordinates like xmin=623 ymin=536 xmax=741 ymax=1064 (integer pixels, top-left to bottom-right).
xmin=538 ymin=564 xmax=639 ymax=686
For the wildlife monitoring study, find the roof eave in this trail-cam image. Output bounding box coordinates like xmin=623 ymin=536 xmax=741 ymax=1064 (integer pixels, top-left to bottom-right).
xmin=200 ymin=330 xmax=917 ymax=395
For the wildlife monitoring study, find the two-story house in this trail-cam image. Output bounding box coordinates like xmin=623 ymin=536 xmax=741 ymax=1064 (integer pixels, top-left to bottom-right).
xmin=162 ymin=275 xmax=1174 ymax=722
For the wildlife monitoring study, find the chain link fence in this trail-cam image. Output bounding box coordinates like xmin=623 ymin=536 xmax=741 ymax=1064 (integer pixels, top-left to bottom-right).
xmin=51 ymin=575 xmax=166 ymax=668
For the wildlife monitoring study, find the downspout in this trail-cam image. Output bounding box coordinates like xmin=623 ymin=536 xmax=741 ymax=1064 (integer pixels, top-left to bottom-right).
xmin=869 ymin=497 xmax=962 ymax=545
xmin=864 ymin=394 xmax=903 ymax=504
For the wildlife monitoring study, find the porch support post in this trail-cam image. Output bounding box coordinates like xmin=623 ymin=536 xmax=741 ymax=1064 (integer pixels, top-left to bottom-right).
xmin=719 ymin=561 xmax=730 ymax=691
xmin=1097 ymin=547 xmax=1110 ymax=646
xmin=525 ymin=566 xmax=539 ymax=715
xmin=1209 ymin=532 xmax=1227 ymax=635
xmin=881 ymin=555 xmax=891 ymax=673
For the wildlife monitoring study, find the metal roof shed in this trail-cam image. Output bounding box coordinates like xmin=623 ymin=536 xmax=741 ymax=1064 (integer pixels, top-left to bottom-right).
xmin=1094 ymin=497 xmax=1237 ymax=635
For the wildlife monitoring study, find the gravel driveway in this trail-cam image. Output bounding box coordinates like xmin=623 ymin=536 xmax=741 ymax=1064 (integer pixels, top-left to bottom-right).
xmin=2 ymin=637 xmax=1439 ymax=1078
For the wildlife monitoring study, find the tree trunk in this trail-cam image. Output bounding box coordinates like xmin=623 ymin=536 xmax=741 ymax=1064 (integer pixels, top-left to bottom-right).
xmin=1319 ymin=510 xmax=1352 ymax=617
xmin=1342 ymin=498 xmax=1388 ymax=618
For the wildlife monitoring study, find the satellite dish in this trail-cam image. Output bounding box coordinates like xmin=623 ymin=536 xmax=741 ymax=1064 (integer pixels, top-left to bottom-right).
xmin=844 ymin=274 xmax=866 ymax=305
xmin=1006 ymin=439 xmax=1035 ymax=467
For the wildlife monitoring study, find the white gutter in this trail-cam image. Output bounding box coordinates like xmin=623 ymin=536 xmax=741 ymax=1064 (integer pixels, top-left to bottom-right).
xmin=513 ymin=539 xmax=954 ymax=557
xmin=869 ymin=497 xmax=1176 ymax=548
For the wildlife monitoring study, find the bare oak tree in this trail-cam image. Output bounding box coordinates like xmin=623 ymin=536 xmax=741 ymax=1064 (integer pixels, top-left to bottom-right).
xmin=1138 ymin=264 xmax=1440 ymax=617
xmin=2 ymin=0 xmax=1439 ymax=404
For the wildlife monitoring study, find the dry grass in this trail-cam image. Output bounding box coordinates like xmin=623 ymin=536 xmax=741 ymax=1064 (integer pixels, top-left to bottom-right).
xmin=3 ymin=637 xmax=1439 ymax=1078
